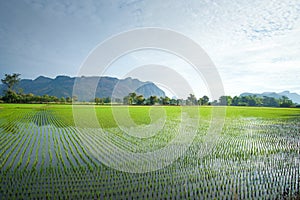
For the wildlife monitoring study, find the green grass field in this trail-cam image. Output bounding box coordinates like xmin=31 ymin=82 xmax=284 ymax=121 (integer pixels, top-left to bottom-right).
xmin=0 ymin=104 xmax=299 ymax=199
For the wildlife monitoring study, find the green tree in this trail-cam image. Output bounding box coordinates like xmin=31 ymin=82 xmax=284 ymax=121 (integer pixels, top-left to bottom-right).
xmin=66 ymin=97 xmax=72 ymax=103
xmin=24 ymin=93 xmax=34 ymax=103
xmin=129 ymin=92 xmax=137 ymax=104
xmin=1 ymin=73 xmax=21 ymax=103
xmin=187 ymin=94 xmax=197 ymax=105
xmin=60 ymin=97 xmax=66 ymax=103
xmin=199 ymin=95 xmax=209 ymax=105
xmin=219 ymin=96 xmax=232 ymax=106
xmin=161 ymin=96 xmax=170 ymax=105
xmin=103 ymin=97 xmax=111 ymax=104
xmin=149 ymin=96 xmax=158 ymax=105
xmin=2 ymin=90 xmax=20 ymax=103
xmin=262 ymin=96 xmax=279 ymax=107
xmin=170 ymin=98 xmax=177 ymax=105
xmin=176 ymin=99 xmax=183 ymax=106
xmin=136 ymin=95 xmax=145 ymax=105
xmin=279 ymin=96 xmax=293 ymax=107
xmin=94 ymin=97 xmax=102 ymax=105
xmin=231 ymin=96 xmax=240 ymax=106
xmin=42 ymin=94 xmax=50 ymax=102
xmin=1 ymin=73 xmax=21 ymax=91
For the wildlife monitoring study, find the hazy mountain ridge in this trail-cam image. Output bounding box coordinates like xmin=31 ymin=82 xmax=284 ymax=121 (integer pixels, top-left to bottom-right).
xmin=0 ymin=75 xmax=165 ymax=101
xmin=240 ymin=91 xmax=300 ymax=103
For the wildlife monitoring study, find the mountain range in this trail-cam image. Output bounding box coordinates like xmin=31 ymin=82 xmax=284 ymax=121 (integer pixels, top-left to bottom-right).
xmin=1 ymin=75 xmax=299 ymax=103
xmin=0 ymin=75 xmax=165 ymax=101
xmin=240 ymin=91 xmax=300 ymax=104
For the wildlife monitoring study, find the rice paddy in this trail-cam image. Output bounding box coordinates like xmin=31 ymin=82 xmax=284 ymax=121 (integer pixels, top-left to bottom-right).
xmin=0 ymin=104 xmax=299 ymax=199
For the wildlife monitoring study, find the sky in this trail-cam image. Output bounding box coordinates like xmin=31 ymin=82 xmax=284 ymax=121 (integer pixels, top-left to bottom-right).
xmin=0 ymin=0 xmax=300 ymax=98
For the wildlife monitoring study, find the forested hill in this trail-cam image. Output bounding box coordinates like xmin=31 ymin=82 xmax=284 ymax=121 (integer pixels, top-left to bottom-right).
xmin=0 ymin=75 xmax=165 ymax=101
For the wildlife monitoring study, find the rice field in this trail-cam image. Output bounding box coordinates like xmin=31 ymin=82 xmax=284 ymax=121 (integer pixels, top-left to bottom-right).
xmin=0 ymin=104 xmax=300 ymax=199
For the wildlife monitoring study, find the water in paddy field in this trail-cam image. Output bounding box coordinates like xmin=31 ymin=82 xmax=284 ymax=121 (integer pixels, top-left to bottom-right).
xmin=0 ymin=107 xmax=300 ymax=199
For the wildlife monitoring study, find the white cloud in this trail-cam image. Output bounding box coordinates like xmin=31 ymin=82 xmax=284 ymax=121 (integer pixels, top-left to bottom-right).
xmin=1 ymin=0 xmax=300 ymax=97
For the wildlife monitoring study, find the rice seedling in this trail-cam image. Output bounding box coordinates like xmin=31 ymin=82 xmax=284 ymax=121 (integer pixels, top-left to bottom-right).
xmin=0 ymin=104 xmax=299 ymax=199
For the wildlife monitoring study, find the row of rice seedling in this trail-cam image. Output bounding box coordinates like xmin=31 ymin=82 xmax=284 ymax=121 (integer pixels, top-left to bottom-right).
xmin=0 ymin=105 xmax=300 ymax=199
xmin=1 ymin=155 xmax=298 ymax=199
xmin=0 ymin=127 xmax=28 ymax=171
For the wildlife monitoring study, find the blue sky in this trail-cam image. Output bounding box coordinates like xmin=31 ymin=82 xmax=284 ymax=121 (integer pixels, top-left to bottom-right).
xmin=0 ymin=0 xmax=300 ymax=98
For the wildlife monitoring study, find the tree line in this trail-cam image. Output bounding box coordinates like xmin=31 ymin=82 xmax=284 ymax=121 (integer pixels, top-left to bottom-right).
xmin=119 ymin=93 xmax=210 ymax=106
xmin=1 ymin=73 xmax=298 ymax=108
xmin=216 ymin=95 xmax=295 ymax=107
xmin=119 ymin=93 xmax=297 ymax=108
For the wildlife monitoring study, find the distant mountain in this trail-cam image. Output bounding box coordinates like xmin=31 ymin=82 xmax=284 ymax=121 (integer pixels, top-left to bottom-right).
xmin=240 ymin=91 xmax=300 ymax=103
xmin=0 ymin=75 xmax=165 ymax=101
xmin=136 ymin=83 xmax=165 ymax=98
